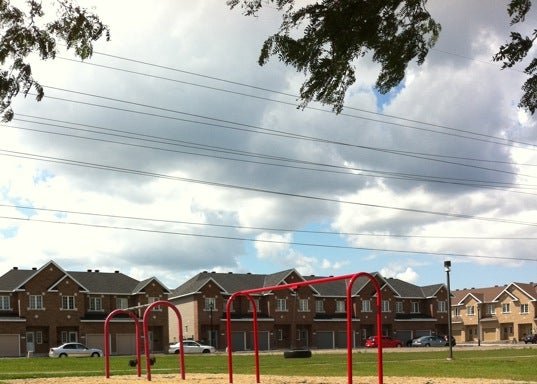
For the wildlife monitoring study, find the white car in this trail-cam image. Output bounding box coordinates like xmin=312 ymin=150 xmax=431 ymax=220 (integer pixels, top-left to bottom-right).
xmin=168 ymin=340 xmax=216 ymax=354
xmin=49 ymin=342 xmax=102 ymax=358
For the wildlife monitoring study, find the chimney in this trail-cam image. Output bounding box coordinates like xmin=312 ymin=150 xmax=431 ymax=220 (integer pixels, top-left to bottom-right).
xmin=32 ymin=267 xmax=37 ymax=270
xmin=87 ymin=269 xmax=92 ymax=272
xmin=13 ymin=267 xmax=18 ymax=270
xmin=228 ymin=272 xmax=233 ymax=274
xmin=94 ymin=270 xmax=99 ymax=273
xmin=114 ymin=270 xmax=119 ymax=273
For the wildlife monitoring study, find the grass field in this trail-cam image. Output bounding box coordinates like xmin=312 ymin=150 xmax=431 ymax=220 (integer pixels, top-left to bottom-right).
xmin=0 ymin=348 xmax=536 ymax=383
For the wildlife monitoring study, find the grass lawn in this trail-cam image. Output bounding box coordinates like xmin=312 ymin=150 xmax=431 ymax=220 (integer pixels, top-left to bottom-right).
xmin=0 ymin=348 xmax=536 ymax=382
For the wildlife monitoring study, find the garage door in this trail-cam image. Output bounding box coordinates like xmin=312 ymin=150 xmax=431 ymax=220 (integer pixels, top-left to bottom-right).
xmin=315 ymin=331 xmax=334 ymax=349
xmin=396 ymin=330 xmax=413 ymax=346
xmin=116 ymin=334 xmax=136 ymax=355
xmin=482 ymin=328 xmax=497 ymax=342
xmin=0 ymin=335 xmax=20 ymax=357
xmin=86 ymin=334 xmax=106 ymax=351
xmin=335 ymin=331 xmax=359 ymax=348
xmin=231 ymin=332 xmax=246 ymax=351
xmin=248 ymin=331 xmax=270 ymax=350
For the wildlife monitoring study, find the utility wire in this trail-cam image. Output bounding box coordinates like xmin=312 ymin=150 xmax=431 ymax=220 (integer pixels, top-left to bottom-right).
xmin=2 ymin=203 xmax=536 ymax=241
xmin=1 ymin=148 xmax=537 ymax=227
xmin=2 ymin=215 xmax=535 ymax=263
xmin=6 ymin=120 xmax=537 ymax=195
xmin=30 ymin=89 xmax=535 ymax=181
xmin=65 ymin=52 xmax=537 ymax=150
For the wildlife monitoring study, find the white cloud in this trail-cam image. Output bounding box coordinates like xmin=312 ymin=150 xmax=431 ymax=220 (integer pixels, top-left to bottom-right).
xmin=380 ymin=266 xmax=419 ymax=284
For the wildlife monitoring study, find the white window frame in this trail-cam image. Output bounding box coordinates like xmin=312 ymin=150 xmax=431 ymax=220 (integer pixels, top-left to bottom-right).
xmin=204 ymin=297 xmax=216 ymax=311
xmin=29 ymin=295 xmax=44 ymax=310
xmin=276 ymin=298 xmax=287 ymax=312
xmin=315 ymin=300 xmax=324 ymax=313
xmin=298 ymin=298 xmax=309 ymax=312
xmin=520 ymin=303 xmax=529 ymax=314
xmin=36 ymin=331 xmax=43 ymax=345
xmin=411 ymin=301 xmax=420 ymax=313
xmin=148 ymin=297 xmax=162 ymax=311
xmin=336 ymin=300 xmax=346 ymax=313
xmin=381 ymin=300 xmax=390 ymax=313
xmin=395 ymin=301 xmax=404 ymax=313
xmin=437 ymin=301 xmax=447 ymax=313
xmin=61 ymin=296 xmax=75 ymax=310
xmin=116 ymin=297 xmax=129 ymax=309
xmin=89 ymin=297 xmax=103 ymax=312
xmin=277 ymin=328 xmax=283 ymax=341
xmin=467 ymin=305 xmax=475 ymax=316
xmin=454 ymin=307 xmax=461 ymax=317
xmin=0 ymin=295 xmax=10 ymax=310
xmin=486 ymin=304 xmax=495 ymax=315
xmin=502 ymin=303 xmax=510 ymax=314
xmin=248 ymin=299 xmax=260 ymax=313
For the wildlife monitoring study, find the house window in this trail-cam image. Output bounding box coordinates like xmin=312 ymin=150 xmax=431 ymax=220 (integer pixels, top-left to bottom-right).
xmin=395 ymin=301 xmax=404 ymax=313
xmin=467 ymin=305 xmax=475 ymax=316
xmin=454 ymin=307 xmax=461 ymax=317
xmin=29 ymin=295 xmax=44 ymax=310
xmin=502 ymin=303 xmax=510 ymax=314
xmin=520 ymin=304 xmax=529 ymax=314
xmin=411 ymin=302 xmax=420 ymax=313
xmin=437 ymin=301 xmax=447 ymax=313
xmin=276 ymin=298 xmax=287 ymax=312
xmin=61 ymin=296 xmax=75 ymax=310
xmin=89 ymin=297 xmax=102 ymax=311
xmin=315 ymin=300 xmax=324 ymax=313
xmin=36 ymin=331 xmax=43 ymax=345
xmin=381 ymin=300 xmax=390 ymax=313
xmin=116 ymin=297 xmax=128 ymax=309
xmin=61 ymin=331 xmax=77 ymax=343
xmin=362 ymin=299 xmax=371 ymax=313
xmin=298 ymin=299 xmax=309 ymax=312
xmin=204 ymin=297 xmax=216 ymax=311
xmin=486 ymin=304 xmax=495 ymax=315
xmin=336 ymin=300 xmax=346 ymax=313
xmin=277 ymin=329 xmax=283 ymax=341
xmin=0 ymin=296 xmax=10 ymax=310
xmin=248 ymin=299 xmax=260 ymax=313
xmin=148 ymin=297 xmax=161 ymax=311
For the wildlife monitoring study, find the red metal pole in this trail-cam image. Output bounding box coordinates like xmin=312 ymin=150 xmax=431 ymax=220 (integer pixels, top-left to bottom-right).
xmin=226 ymin=294 xmax=236 ymax=384
xmin=104 ymin=309 xmax=141 ymax=379
xmin=247 ymin=294 xmax=260 ymax=383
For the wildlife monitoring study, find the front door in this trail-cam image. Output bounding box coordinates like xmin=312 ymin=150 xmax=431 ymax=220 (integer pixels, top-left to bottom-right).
xmin=26 ymin=332 xmax=35 ymax=353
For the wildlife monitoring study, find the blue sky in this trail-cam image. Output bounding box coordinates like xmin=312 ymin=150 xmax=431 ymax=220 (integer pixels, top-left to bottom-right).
xmin=1 ymin=1 xmax=536 ymax=290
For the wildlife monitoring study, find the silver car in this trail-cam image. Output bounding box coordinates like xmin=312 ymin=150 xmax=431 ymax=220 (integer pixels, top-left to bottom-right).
xmin=411 ymin=335 xmax=448 ymax=347
xmin=49 ymin=342 xmax=102 ymax=358
xmin=168 ymin=340 xmax=216 ymax=354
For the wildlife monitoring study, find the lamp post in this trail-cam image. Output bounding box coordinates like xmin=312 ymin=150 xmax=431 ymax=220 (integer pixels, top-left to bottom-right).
xmin=209 ymin=302 xmax=214 ymax=347
xmin=444 ymin=260 xmax=453 ymax=360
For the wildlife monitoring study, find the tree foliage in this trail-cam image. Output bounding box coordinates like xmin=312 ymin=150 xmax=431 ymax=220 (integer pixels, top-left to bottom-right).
xmin=230 ymin=0 xmax=537 ymax=115
xmin=492 ymin=0 xmax=537 ymax=114
xmin=0 ymin=0 xmax=110 ymax=122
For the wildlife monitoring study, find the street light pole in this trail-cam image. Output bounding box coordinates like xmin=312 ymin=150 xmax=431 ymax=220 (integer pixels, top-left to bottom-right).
xmin=444 ymin=260 xmax=453 ymax=360
xmin=209 ymin=302 xmax=214 ymax=347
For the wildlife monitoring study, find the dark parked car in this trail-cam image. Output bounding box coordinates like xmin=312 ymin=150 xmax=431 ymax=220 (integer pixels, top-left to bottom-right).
xmin=411 ymin=335 xmax=456 ymax=347
xmin=523 ymin=334 xmax=537 ymax=344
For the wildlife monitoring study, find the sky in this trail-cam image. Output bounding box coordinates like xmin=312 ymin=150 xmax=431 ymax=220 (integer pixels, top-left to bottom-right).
xmin=1 ymin=0 xmax=536 ymax=291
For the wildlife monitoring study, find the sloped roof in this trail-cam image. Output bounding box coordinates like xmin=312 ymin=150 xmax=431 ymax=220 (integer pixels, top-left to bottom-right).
xmin=384 ymin=278 xmax=443 ymax=298
xmin=0 ymin=261 xmax=168 ymax=295
xmin=451 ymin=285 xmax=505 ymax=306
xmin=0 ymin=268 xmax=35 ymax=291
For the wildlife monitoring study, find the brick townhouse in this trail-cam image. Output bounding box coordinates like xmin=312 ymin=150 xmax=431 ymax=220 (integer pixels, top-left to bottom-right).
xmin=0 ymin=260 xmax=169 ymax=357
xmin=168 ymin=269 xmax=450 ymax=350
xmin=451 ymin=282 xmax=537 ymax=343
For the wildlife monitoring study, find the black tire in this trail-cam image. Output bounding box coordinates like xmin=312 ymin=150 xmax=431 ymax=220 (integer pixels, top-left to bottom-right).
xmin=425 ymin=343 xmax=430 ymax=347
xmin=91 ymin=352 xmax=100 ymax=357
xmin=283 ymin=349 xmax=312 ymax=358
xmin=202 ymin=349 xmax=210 ymax=354
xmin=59 ymin=353 xmax=67 ymax=358
xmin=174 ymin=350 xmax=179 ymax=354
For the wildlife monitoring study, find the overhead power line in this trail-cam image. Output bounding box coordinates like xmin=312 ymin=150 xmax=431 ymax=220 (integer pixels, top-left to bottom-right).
xmin=7 ymin=118 xmax=537 ymax=195
xmin=30 ymin=88 xmax=536 ymax=181
xmin=2 ymin=203 xmax=536 ymax=241
xmin=1 ymin=215 xmax=535 ymax=263
xmin=1 ymin=148 xmax=537 ymax=228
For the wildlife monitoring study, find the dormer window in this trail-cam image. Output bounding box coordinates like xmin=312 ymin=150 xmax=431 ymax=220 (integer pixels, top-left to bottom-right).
xmin=61 ymin=296 xmax=75 ymax=310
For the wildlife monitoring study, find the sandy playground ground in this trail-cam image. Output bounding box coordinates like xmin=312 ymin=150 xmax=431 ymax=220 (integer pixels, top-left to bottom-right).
xmin=7 ymin=373 xmax=537 ymax=384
